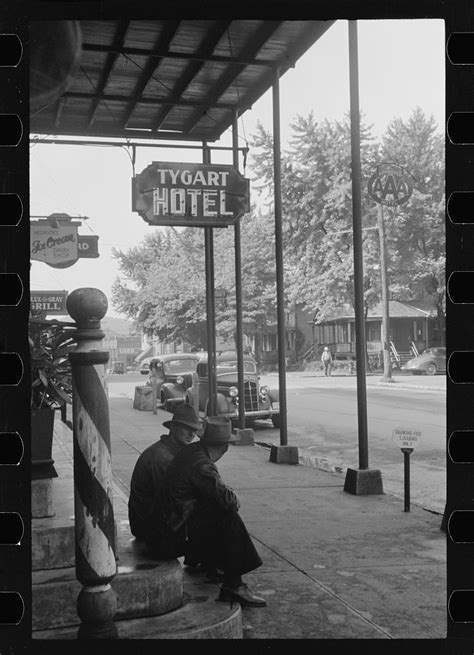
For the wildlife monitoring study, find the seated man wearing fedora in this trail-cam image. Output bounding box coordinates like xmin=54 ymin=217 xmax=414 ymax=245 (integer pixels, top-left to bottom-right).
xmin=128 ymin=404 xmax=202 ymax=547
xmin=154 ymin=416 xmax=266 ymax=608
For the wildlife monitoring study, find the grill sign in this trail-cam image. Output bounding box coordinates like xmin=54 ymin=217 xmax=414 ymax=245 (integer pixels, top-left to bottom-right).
xmin=367 ymin=163 xmax=413 ymax=207
xmin=31 ymin=290 xmax=68 ymax=315
xmin=132 ymin=161 xmax=250 ymax=227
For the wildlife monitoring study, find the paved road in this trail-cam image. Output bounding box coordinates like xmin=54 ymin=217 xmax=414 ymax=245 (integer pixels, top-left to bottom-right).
xmin=108 ymin=371 xmax=446 ymax=514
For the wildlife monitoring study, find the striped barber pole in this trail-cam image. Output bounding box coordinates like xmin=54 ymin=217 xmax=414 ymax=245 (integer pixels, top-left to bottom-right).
xmin=66 ymin=287 xmax=117 ymax=639
xmin=70 ymin=350 xmax=116 ymax=586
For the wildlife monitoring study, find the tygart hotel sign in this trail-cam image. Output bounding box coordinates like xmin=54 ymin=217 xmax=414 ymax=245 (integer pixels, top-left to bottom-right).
xmin=132 ymin=162 xmax=250 ymax=227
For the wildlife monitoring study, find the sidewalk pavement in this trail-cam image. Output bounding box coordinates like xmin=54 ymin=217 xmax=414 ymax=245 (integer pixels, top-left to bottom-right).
xmin=260 ymin=369 xmax=446 ymax=394
xmin=51 ymin=394 xmax=445 ymax=641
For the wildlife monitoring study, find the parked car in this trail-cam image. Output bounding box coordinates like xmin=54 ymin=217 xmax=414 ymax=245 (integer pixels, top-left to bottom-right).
xmin=139 ymin=357 xmax=153 ymax=375
xmin=152 ymin=353 xmax=203 ymax=412
xmin=185 ymin=352 xmax=280 ymax=428
xmin=111 ymin=361 xmax=125 ymax=374
xmin=401 ymin=346 xmax=446 ymax=376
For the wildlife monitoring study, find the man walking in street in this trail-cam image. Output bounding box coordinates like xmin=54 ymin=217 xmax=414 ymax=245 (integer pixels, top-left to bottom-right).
xmin=152 ymin=416 xmax=267 ymax=608
xmin=128 ymin=404 xmax=202 ymax=542
xmin=321 ymin=346 xmax=333 ymax=376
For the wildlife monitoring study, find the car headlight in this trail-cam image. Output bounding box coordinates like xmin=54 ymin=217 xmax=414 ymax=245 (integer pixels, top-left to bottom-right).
xmin=229 ymin=386 xmax=238 ymax=397
xmin=176 ymin=375 xmax=184 ymax=385
xmin=260 ymin=384 xmax=270 ymax=397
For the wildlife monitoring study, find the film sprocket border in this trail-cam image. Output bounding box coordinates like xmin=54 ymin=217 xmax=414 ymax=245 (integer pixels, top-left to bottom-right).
xmin=0 ymin=2 xmax=473 ymax=647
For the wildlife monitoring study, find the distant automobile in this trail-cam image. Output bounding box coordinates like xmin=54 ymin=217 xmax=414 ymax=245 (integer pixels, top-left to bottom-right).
xmin=185 ymin=351 xmax=280 ymax=428
xmin=401 ymin=347 xmax=446 ymax=376
xmin=139 ymin=357 xmax=153 ymax=375
xmin=111 ymin=361 xmax=125 ymax=374
xmin=152 ymin=353 xmax=203 ymax=412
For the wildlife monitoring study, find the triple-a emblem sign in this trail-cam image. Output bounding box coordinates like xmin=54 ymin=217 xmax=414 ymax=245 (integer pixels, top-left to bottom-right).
xmin=132 ymin=161 xmax=250 ymax=227
xmin=367 ymin=163 xmax=413 ymax=207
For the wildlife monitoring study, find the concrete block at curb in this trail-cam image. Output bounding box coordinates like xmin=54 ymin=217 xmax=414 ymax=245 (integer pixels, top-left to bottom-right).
xmin=32 ymin=479 xmax=54 ymax=518
xmin=269 ymin=444 xmax=299 ymax=464
xmin=232 ymin=428 xmax=254 ymax=446
xmin=343 ymin=467 xmax=384 ymax=495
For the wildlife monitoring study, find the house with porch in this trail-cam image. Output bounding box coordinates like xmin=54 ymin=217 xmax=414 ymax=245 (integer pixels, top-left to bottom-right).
xmin=309 ymin=299 xmax=444 ymax=367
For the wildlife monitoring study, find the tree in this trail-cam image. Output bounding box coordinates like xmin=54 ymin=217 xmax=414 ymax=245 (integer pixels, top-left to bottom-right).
xmin=250 ymin=112 xmax=381 ymax=322
xmin=111 ymin=208 xmax=278 ymax=359
xmin=378 ymin=107 xmax=445 ymax=341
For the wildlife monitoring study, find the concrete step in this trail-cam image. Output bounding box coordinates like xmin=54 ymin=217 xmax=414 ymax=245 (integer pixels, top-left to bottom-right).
xmin=33 ymin=558 xmax=183 ymax=631
xmin=32 ymin=578 xmax=242 ymax=639
xmin=32 ymin=520 xmax=75 ymax=571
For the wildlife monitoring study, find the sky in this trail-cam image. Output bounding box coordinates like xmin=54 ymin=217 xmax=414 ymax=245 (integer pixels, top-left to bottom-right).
xmin=30 ymin=19 xmax=445 ymax=319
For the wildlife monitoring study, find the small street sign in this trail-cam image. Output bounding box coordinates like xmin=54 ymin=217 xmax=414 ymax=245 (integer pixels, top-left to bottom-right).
xmin=78 ymin=234 xmax=99 ymax=258
xmin=30 ymin=290 xmax=68 ymax=315
xmin=132 ymin=161 xmax=250 ymax=227
xmin=392 ymin=427 xmax=422 ymax=449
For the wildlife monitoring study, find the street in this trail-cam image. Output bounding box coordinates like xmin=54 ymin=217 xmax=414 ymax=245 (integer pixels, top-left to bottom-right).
xmin=108 ymin=371 xmax=446 ymax=515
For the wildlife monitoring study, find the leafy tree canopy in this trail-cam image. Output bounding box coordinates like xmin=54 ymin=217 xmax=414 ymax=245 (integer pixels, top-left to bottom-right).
xmin=112 ymin=107 xmax=444 ymax=349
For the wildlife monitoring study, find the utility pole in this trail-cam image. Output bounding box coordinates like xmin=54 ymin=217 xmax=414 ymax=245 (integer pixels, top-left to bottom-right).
xmin=376 ymin=204 xmax=393 ymax=382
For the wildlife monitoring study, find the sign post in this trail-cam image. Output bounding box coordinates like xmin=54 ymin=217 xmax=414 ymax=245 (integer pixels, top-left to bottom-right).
xmin=392 ymin=427 xmax=422 ymax=512
xmin=367 ymin=163 xmax=414 ymax=382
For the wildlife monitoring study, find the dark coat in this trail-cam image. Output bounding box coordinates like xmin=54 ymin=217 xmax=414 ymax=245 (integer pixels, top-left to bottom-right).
xmin=160 ymin=441 xmax=240 ymax=533
xmin=128 ymin=434 xmax=183 ymax=539
xmin=145 ymin=441 xmax=262 ymax=575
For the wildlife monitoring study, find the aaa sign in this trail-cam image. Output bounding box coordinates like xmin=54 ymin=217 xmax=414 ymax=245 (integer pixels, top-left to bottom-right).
xmin=367 ymin=163 xmax=413 ymax=207
xmin=132 ymin=161 xmax=250 ymax=227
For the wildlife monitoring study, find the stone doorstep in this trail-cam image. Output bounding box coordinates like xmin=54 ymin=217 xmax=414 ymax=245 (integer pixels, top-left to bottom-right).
xmin=33 ymin=578 xmax=243 ymax=640
xmin=32 ymin=521 xmax=75 ymax=571
xmin=32 ymin=558 xmax=183 ymax=631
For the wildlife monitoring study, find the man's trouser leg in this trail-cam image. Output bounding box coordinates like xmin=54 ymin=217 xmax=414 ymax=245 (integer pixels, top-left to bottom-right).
xmin=186 ymin=508 xmax=262 ymax=577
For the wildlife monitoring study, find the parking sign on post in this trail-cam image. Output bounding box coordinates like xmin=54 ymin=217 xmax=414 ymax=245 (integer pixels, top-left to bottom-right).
xmin=392 ymin=427 xmax=422 ymax=450
xmin=392 ymin=427 xmax=422 ymax=512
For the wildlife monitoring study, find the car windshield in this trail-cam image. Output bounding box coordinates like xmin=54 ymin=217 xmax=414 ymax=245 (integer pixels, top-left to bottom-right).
xmin=216 ymin=360 xmax=257 ymax=374
xmin=163 ymin=358 xmax=198 ymax=374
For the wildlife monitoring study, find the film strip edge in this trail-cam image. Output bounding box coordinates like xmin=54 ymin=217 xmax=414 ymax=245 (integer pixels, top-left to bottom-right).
xmin=445 ymin=15 xmax=474 ymax=640
xmin=0 ymin=15 xmax=30 ymax=644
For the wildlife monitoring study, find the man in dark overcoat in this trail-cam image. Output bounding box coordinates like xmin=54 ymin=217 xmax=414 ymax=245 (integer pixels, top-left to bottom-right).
xmin=153 ymin=416 xmax=266 ymax=608
xmin=128 ymin=404 xmax=201 ymax=544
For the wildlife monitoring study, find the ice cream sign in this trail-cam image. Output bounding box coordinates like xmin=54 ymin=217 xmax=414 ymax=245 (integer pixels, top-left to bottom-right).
xmin=30 ymin=223 xmax=78 ymax=267
xmin=132 ymin=161 xmax=250 ymax=227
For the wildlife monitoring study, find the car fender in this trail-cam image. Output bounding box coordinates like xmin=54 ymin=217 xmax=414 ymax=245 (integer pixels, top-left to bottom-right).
xmin=216 ymin=392 xmax=232 ymax=414
xmin=161 ymin=382 xmax=184 ymax=400
xmin=267 ymin=389 xmax=279 ymax=403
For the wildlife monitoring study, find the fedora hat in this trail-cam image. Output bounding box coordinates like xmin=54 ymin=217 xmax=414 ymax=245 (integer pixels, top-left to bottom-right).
xmin=199 ymin=416 xmax=238 ymax=444
xmin=163 ymin=404 xmax=202 ymax=431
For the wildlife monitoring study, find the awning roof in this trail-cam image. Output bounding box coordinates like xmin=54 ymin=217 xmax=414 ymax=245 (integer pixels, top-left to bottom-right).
xmin=30 ymin=19 xmax=334 ymax=143
xmin=319 ymin=301 xmax=433 ymax=323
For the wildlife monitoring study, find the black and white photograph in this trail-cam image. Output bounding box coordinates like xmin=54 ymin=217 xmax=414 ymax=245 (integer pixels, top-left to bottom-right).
xmin=1 ymin=1 xmax=471 ymax=648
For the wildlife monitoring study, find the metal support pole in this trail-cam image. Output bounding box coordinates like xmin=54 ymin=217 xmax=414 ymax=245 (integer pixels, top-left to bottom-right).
xmin=232 ymin=112 xmax=246 ymax=429
xmin=402 ymin=448 xmax=412 ymax=512
xmin=348 ymin=21 xmax=369 ymax=470
xmin=377 ymin=204 xmax=393 ymax=381
xmin=272 ymin=67 xmax=288 ymax=447
xmin=66 ymin=288 xmax=117 ymax=639
xmin=203 ymin=143 xmax=217 ymax=416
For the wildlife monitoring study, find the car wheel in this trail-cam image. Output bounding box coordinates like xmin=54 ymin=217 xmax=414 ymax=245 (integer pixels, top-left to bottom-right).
xmin=271 ymin=414 xmax=281 ymax=428
xmin=425 ymin=363 xmax=437 ymax=376
xmin=160 ymin=390 xmax=171 ymax=412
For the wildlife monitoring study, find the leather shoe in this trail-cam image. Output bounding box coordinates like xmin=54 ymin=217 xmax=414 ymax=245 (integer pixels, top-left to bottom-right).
xmin=218 ymin=583 xmax=267 ymax=607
